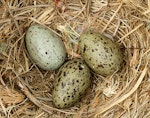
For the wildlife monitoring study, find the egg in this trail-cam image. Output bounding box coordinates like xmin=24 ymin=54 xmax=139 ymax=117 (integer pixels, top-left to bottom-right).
xmin=25 ymin=24 xmax=66 ymax=70
xmin=52 ymin=59 xmax=91 ymax=108
xmin=78 ymin=31 xmax=123 ymax=76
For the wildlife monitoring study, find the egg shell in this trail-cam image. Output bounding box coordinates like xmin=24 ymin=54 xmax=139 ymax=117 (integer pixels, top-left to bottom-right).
xmin=78 ymin=31 xmax=123 ymax=76
xmin=25 ymin=25 xmax=66 ymax=70
xmin=52 ymin=59 xmax=91 ymax=108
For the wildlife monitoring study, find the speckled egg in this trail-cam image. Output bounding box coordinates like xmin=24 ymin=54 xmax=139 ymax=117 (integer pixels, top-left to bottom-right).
xmin=78 ymin=31 xmax=123 ymax=76
xmin=52 ymin=59 xmax=91 ymax=108
xmin=25 ymin=24 xmax=66 ymax=70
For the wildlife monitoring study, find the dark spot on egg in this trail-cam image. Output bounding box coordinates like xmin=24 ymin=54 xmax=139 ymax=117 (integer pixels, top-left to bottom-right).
xmin=78 ymin=64 xmax=83 ymax=70
xmin=61 ymin=82 xmax=66 ymax=88
xmin=98 ymin=64 xmax=104 ymax=68
xmin=82 ymin=82 xmax=85 ymax=86
xmin=104 ymin=47 xmax=109 ymax=53
xmin=63 ymin=72 xmax=66 ymax=76
xmin=63 ymin=97 xmax=66 ymax=102
xmin=65 ymin=64 xmax=68 ymax=68
xmin=72 ymin=79 xmax=75 ymax=85
xmin=83 ymin=44 xmax=87 ymax=52
xmin=73 ymin=89 xmax=76 ymax=94
xmin=58 ymin=78 xmax=61 ymax=82
xmin=100 ymin=37 xmax=103 ymax=40
xmin=38 ymin=26 xmax=41 ymax=29
xmin=74 ymin=61 xmax=78 ymax=63
xmin=104 ymin=41 xmax=107 ymax=44
xmin=45 ymin=52 xmax=48 ymax=55
xmin=79 ymin=92 xmax=82 ymax=96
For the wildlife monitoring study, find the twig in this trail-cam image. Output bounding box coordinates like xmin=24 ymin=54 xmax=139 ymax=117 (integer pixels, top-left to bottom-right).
xmin=94 ymin=64 xmax=148 ymax=117
xmin=101 ymin=2 xmax=123 ymax=33
xmin=117 ymin=23 xmax=144 ymax=42
xmin=1 ymin=0 xmax=22 ymax=36
xmin=86 ymin=0 xmax=92 ymax=17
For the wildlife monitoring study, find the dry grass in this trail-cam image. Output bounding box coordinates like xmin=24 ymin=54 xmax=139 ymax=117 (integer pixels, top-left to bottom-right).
xmin=0 ymin=0 xmax=150 ymax=118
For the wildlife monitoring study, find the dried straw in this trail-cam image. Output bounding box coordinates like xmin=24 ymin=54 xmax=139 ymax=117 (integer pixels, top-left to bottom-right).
xmin=0 ymin=0 xmax=149 ymax=118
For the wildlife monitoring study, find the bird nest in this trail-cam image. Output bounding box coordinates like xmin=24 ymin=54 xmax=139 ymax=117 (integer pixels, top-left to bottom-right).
xmin=0 ymin=0 xmax=150 ymax=118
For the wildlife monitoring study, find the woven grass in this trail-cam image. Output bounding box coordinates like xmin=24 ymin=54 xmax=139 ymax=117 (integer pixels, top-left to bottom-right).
xmin=0 ymin=0 xmax=150 ymax=118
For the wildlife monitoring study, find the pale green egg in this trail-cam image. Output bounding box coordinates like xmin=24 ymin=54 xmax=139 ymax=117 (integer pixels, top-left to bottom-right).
xmin=25 ymin=24 xmax=66 ymax=70
xmin=78 ymin=31 xmax=123 ymax=76
xmin=52 ymin=59 xmax=91 ymax=108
